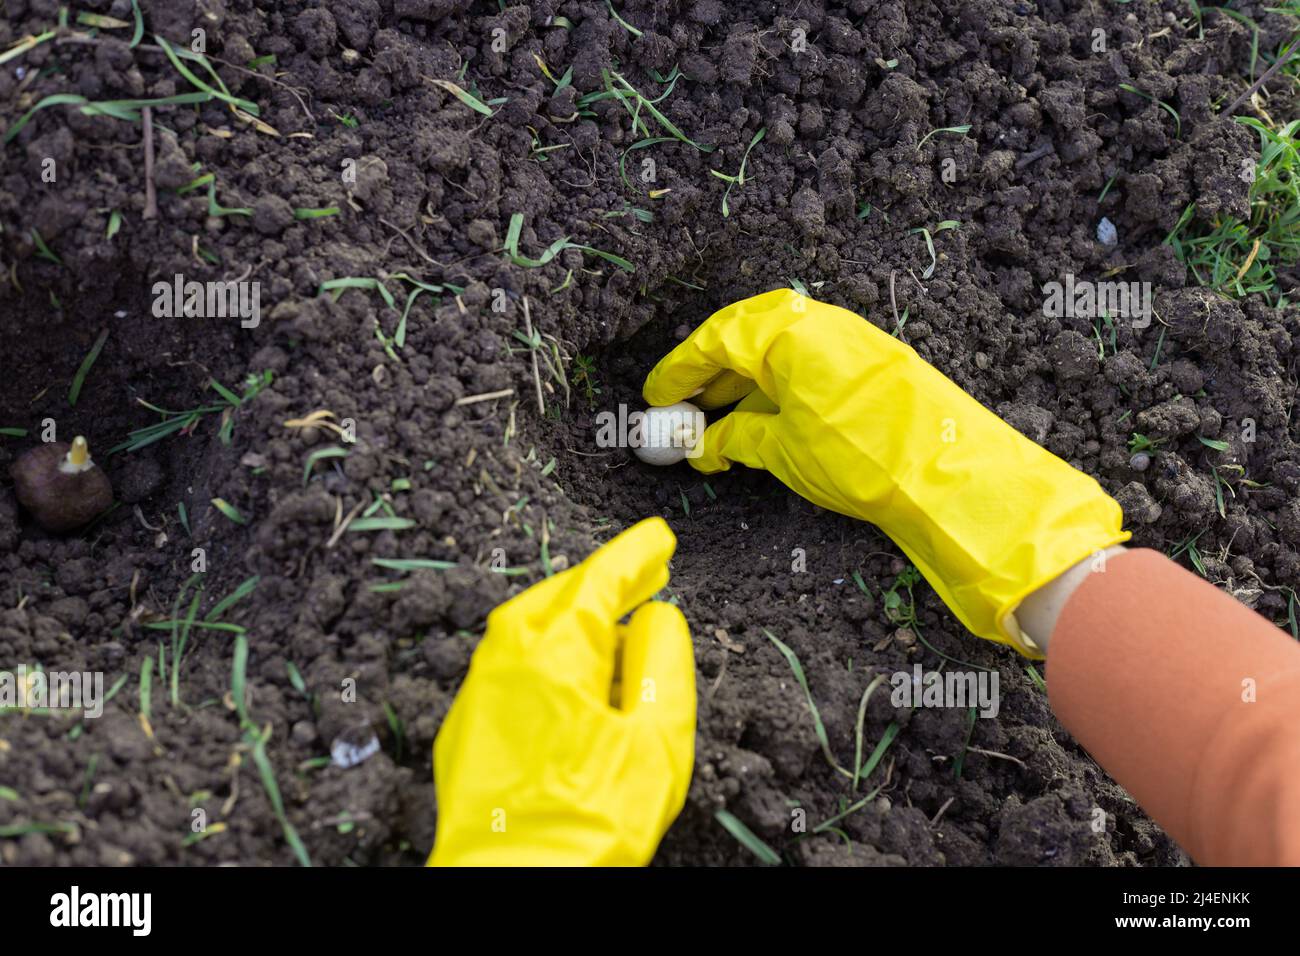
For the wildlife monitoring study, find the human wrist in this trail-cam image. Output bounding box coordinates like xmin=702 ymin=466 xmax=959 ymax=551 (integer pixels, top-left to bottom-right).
xmin=1015 ymin=546 xmax=1128 ymax=654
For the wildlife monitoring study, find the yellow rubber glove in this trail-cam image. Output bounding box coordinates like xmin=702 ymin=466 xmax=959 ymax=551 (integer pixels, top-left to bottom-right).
xmin=643 ymin=289 xmax=1129 ymax=658
xmin=428 ymin=517 xmax=695 ymax=866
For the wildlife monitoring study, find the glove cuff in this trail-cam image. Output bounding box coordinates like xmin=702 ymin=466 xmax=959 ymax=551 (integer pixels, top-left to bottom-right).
xmin=879 ymin=453 xmax=1131 ymax=661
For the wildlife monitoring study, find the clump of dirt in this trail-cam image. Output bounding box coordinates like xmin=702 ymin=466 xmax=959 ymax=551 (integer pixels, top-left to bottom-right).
xmin=2 ymin=0 xmax=1297 ymax=866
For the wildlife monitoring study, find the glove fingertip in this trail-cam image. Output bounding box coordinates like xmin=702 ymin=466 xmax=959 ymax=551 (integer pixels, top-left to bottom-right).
xmin=629 ymin=598 xmax=689 ymax=637
xmin=626 ymin=516 xmax=677 ymax=562
xmin=643 ymin=366 xmax=702 ymax=407
xmin=622 ymin=602 xmax=696 ymax=715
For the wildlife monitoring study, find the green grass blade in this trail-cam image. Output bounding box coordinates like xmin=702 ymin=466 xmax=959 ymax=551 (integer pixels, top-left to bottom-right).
xmin=852 ymin=673 xmax=888 ymax=790
xmin=763 ymin=629 xmax=851 ymax=779
xmin=608 ymin=70 xmax=713 ymax=151
xmin=138 ymin=656 xmax=153 ymax=722
xmin=917 ymin=123 xmax=972 ymax=150
xmin=231 ymin=634 xmax=249 ymax=723
xmin=129 ymin=0 xmax=145 ymax=46
xmin=30 ymin=228 xmax=63 ymax=265
xmin=619 ymin=136 xmax=675 ymax=191
xmin=348 ymin=516 xmax=416 ymax=532
xmin=246 ymin=730 xmax=312 ymax=867
xmin=155 ymin=35 xmax=259 ymax=115
xmin=371 ymin=557 xmax=457 ymax=571
xmin=4 ymin=94 xmax=89 ymax=145
xmin=205 ymin=576 xmax=261 ymax=623
xmin=714 ymin=810 xmax=781 ymax=865
xmin=303 ymin=446 xmax=349 ymax=485
xmin=0 ymin=31 xmax=56 ymax=68
xmin=67 ymin=328 xmax=109 ymax=406
xmin=606 ymin=0 xmax=644 ymax=36
xmin=208 ymin=378 xmax=243 ymax=406
xmin=211 ymin=498 xmax=247 ymax=524
xmin=573 ymin=244 xmax=635 ymax=272
xmin=430 ymin=78 xmax=494 ymax=116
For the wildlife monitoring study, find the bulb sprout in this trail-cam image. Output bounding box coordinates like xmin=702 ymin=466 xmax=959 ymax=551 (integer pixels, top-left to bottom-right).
xmin=69 ymin=436 xmax=89 ymax=468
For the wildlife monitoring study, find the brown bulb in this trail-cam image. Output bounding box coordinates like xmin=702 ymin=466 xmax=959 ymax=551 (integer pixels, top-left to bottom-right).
xmin=10 ymin=437 xmax=113 ymax=533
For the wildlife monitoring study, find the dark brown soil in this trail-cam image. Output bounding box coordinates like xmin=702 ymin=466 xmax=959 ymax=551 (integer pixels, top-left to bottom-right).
xmin=2 ymin=0 xmax=1299 ymax=866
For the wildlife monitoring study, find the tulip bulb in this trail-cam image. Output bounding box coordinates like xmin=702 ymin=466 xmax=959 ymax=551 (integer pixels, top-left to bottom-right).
xmin=10 ymin=436 xmax=113 ymax=533
xmin=633 ymin=401 xmax=704 ymax=466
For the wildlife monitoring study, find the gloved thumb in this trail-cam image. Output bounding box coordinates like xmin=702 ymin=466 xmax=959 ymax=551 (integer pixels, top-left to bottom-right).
xmin=691 ymin=409 xmax=780 ymax=474
xmin=619 ymin=602 xmax=695 ymax=747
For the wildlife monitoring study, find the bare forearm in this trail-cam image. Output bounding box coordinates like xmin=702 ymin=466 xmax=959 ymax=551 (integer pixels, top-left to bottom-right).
xmin=1039 ymin=548 xmax=1300 ymax=865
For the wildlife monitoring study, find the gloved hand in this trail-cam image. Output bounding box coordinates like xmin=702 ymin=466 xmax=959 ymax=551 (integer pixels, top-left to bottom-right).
xmin=428 ymin=517 xmax=695 ymax=866
xmin=643 ymin=289 xmax=1129 ymax=657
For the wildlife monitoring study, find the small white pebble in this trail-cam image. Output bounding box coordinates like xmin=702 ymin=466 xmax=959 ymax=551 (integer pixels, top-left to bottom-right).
xmin=331 ymin=733 xmax=380 ymax=769
xmin=1097 ymin=216 xmax=1118 ymax=246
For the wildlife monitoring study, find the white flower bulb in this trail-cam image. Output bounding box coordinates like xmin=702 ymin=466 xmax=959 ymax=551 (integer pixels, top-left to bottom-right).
xmin=633 ymin=401 xmax=704 ymax=466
